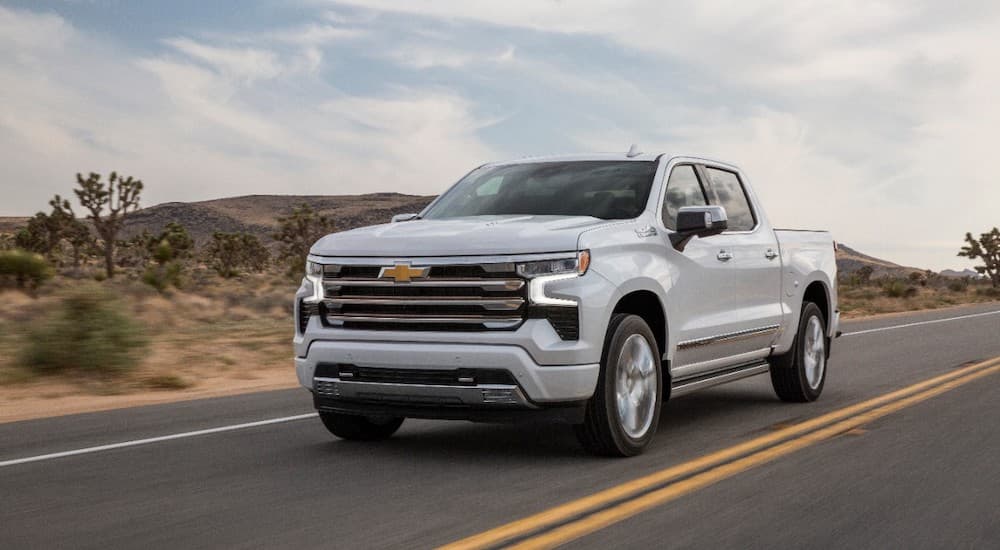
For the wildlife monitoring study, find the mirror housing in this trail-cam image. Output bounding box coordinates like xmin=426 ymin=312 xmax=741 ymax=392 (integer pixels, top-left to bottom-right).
xmin=670 ymin=205 xmax=728 ymax=250
xmin=391 ymin=213 xmax=419 ymax=223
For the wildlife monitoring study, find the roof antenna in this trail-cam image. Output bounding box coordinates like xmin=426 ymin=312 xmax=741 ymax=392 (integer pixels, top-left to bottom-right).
xmin=626 ymin=144 xmax=642 ymax=158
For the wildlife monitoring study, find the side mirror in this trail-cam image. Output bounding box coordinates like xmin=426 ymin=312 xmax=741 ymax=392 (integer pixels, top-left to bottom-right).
xmin=391 ymin=213 xmax=419 ymax=223
xmin=670 ymin=205 xmax=728 ymax=250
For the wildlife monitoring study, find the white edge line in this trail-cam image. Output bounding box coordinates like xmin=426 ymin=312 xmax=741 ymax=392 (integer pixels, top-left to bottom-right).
xmin=0 ymin=413 xmax=318 ymax=468
xmin=843 ymin=309 xmax=1000 ymax=337
xmin=3 ymin=308 xmax=998 ymax=468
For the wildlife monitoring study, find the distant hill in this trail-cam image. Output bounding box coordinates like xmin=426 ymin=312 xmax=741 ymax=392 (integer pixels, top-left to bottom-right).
xmin=0 ymin=217 xmax=29 ymax=235
xmin=0 ymin=193 xmax=434 ymax=249
xmin=118 ymin=193 xmax=435 ymax=245
xmin=835 ymin=244 xmax=924 ymax=278
xmin=939 ymin=268 xmax=981 ymax=279
xmin=0 ymin=197 xmax=974 ymax=278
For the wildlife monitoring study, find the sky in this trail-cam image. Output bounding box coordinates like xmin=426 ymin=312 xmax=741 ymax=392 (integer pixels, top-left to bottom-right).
xmin=1 ymin=1 xmax=998 ymax=271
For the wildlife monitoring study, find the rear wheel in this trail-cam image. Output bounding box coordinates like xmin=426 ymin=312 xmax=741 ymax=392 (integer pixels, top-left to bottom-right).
xmin=575 ymin=314 xmax=662 ymax=457
xmin=769 ymin=302 xmax=827 ymax=402
xmin=318 ymin=412 xmax=404 ymax=440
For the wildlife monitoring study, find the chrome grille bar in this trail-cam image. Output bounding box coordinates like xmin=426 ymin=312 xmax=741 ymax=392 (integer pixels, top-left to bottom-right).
xmin=323 ymin=297 xmax=524 ymax=311
xmin=324 ymin=279 xmax=524 ymax=291
xmin=325 ymin=314 xmax=523 ymax=329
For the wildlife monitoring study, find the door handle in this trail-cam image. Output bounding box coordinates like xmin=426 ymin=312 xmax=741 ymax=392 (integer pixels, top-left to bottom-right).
xmin=765 ymin=248 xmax=778 ymax=260
xmin=716 ymin=250 xmax=734 ymax=262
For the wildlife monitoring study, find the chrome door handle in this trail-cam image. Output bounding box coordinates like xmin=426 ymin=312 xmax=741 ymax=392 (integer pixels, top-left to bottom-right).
xmin=716 ymin=250 xmax=734 ymax=262
xmin=765 ymin=248 xmax=778 ymax=260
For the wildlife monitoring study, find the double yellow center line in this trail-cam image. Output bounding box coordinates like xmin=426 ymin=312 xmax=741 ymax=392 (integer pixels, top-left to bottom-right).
xmin=440 ymin=356 xmax=1000 ymax=550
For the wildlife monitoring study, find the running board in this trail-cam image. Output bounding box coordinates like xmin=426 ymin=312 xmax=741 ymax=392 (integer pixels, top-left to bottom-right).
xmin=670 ymin=362 xmax=770 ymax=398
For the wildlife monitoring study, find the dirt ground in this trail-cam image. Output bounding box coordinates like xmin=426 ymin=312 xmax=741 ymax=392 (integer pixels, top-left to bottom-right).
xmin=0 ymin=274 xmax=300 ymax=423
xmin=1 ymin=276 xmax=997 ymax=424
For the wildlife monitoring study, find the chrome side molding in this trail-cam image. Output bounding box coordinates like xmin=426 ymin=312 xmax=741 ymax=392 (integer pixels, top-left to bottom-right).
xmin=677 ymin=325 xmax=781 ymax=351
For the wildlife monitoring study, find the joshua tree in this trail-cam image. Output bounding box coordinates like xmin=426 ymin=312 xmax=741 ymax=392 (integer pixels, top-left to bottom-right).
xmin=206 ymin=232 xmax=270 ymax=278
xmin=273 ymin=204 xmax=334 ymax=277
xmin=959 ymin=227 xmax=1000 ymax=288
xmin=148 ymin=222 xmax=194 ymax=261
xmin=49 ymin=195 xmax=92 ymax=270
xmin=14 ymin=194 xmax=92 ymax=269
xmin=74 ymin=172 xmax=143 ymax=279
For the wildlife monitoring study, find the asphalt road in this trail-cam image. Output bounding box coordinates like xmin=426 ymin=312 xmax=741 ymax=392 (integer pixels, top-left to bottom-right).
xmin=2 ymin=303 xmax=999 ymax=549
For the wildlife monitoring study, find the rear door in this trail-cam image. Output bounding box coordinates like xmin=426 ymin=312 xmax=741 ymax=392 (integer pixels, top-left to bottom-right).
xmin=699 ymin=165 xmax=783 ymax=359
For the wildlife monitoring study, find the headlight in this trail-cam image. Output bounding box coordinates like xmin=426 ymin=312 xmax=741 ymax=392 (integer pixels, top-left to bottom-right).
xmin=303 ymin=261 xmax=324 ymax=303
xmin=306 ymin=261 xmax=324 ymax=278
xmin=522 ymin=251 xmax=590 ymax=306
xmin=517 ymin=250 xmax=590 ymax=278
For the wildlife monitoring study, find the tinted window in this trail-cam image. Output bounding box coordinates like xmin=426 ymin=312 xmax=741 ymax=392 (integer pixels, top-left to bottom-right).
xmin=661 ymin=165 xmax=707 ymax=230
xmin=705 ymin=168 xmax=755 ymax=231
xmin=424 ymin=161 xmax=657 ymax=220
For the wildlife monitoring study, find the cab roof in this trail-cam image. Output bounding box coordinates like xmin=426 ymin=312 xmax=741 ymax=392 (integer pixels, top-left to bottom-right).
xmin=488 ymin=152 xmax=740 ymax=171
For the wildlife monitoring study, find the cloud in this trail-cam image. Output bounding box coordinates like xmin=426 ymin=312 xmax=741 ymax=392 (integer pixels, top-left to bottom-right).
xmin=323 ymin=0 xmax=1000 ymax=269
xmin=3 ymin=2 xmax=999 ymax=270
xmin=0 ymin=5 xmax=498 ymax=217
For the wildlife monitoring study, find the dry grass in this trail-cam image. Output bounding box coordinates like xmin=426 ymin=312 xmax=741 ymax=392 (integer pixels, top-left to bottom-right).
xmin=0 ymin=270 xmax=295 ymax=396
xmin=1 ymin=266 xmax=997 ymax=422
xmin=839 ymin=283 xmax=999 ymax=317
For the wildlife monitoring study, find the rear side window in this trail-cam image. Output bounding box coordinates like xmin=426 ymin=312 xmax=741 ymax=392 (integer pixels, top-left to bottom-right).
xmin=705 ymin=168 xmax=756 ymax=231
xmin=661 ymin=165 xmax=707 ymax=230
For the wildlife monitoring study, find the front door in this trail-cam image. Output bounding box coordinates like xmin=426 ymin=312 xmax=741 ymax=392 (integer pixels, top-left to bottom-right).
xmin=658 ymin=163 xmax=742 ymax=378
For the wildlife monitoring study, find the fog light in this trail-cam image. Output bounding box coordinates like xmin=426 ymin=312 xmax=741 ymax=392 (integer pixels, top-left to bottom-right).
xmin=481 ymin=388 xmax=519 ymax=405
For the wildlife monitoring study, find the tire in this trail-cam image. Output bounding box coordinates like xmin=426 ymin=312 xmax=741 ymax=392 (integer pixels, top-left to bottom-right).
xmin=769 ymin=302 xmax=828 ymax=402
xmin=318 ymin=412 xmax=405 ymax=441
xmin=575 ymin=314 xmax=663 ymax=457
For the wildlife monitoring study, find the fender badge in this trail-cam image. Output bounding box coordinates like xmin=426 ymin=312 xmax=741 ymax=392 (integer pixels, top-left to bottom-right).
xmin=635 ymin=225 xmax=657 ymax=238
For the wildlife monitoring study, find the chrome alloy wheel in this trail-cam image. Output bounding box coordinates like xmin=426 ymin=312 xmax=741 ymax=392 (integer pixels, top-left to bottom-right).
xmin=803 ymin=315 xmax=826 ymax=390
xmin=615 ymin=334 xmax=658 ymax=439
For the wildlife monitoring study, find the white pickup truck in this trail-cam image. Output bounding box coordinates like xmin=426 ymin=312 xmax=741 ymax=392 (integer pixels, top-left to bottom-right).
xmin=294 ymin=151 xmax=839 ymax=456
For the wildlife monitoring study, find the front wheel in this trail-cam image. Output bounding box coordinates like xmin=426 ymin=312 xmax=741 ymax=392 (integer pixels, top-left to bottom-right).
xmin=575 ymin=314 xmax=663 ymax=457
xmin=769 ymin=302 xmax=828 ymax=402
xmin=318 ymin=411 xmax=404 ymax=440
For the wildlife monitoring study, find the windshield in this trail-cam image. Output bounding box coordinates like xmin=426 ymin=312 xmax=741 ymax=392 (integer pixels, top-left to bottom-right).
xmin=423 ymin=161 xmax=657 ymax=220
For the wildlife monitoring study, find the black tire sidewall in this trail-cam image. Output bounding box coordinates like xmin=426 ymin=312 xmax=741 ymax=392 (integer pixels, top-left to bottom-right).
xmin=794 ymin=303 xmax=827 ymax=400
xmin=600 ymin=314 xmax=663 ymax=455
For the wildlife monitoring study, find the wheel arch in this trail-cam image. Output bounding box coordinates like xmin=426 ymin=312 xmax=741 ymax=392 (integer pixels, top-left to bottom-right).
xmin=803 ymin=280 xmax=831 ymax=330
xmin=611 ymin=290 xmax=667 ymax=365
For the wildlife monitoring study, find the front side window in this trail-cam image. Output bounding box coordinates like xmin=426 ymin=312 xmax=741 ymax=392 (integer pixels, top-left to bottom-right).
xmin=705 ymin=168 xmax=756 ymax=231
xmin=661 ymin=165 xmax=708 ymax=230
xmin=423 ymin=161 xmax=657 ymax=220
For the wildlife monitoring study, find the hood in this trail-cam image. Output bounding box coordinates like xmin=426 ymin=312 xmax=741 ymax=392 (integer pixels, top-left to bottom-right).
xmin=310 ymin=215 xmax=611 ymax=257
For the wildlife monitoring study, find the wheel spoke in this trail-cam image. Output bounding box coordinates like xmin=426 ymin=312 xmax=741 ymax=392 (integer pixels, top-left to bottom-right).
xmin=615 ymin=333 xmax=658 ymax=440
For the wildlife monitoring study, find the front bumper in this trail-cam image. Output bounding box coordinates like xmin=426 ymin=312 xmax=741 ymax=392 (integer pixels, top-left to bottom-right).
xmin=296 ymin=340 xmax=600 ymax=404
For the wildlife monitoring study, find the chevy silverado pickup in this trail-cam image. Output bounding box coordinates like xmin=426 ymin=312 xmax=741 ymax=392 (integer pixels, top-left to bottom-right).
xmin=294 ymin=151 xmax=838 ymax=456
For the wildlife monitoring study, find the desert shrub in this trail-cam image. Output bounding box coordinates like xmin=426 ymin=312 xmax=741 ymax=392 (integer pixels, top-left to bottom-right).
xmin=144 ymin=374 xmax=191 ymax=390
xmin=0 ymin=249 xmax=53 ymax=290
xmin=206 ymin=232 xmax=270 ymax=278
xmin=947 ymin=280 xmax=968 ymax=292
xmin=141 ymin=262 xmax=183 ymax=292
xmin=976 ymin=287 xmax=1000 ymax=298
xmin=883 ymin=280 xmax=918 ymax=298
xmin=19 ymin=286 xmax=147 ymax=377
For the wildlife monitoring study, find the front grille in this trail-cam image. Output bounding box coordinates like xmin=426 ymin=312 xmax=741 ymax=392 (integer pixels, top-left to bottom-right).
xmin=320 ymin=261 xmax=527 ymax=332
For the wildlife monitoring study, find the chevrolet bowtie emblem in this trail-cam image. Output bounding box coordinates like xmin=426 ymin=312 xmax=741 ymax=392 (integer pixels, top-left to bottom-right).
xmin=379 ymin=262 xmax=430 ymax=283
